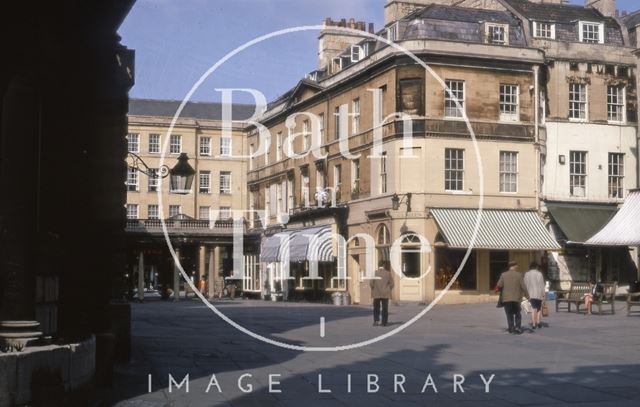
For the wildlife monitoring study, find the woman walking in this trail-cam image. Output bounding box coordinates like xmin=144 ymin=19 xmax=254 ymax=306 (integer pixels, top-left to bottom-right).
xmin=524 ymin=262 xmax=545 ymax=329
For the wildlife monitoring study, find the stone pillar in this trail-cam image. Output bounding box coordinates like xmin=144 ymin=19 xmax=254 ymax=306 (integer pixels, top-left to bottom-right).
xmin=207 ymin=246 xmax=216 ymax=298
xmin=198 ymin=244 xmax=206 ymax=293
xmin=214 ymin=246 xmax=223 ymax=297
xmin=137 ymin=251 xmax=144 ymax=302
xmin=173 ymin=248 xmax=181 ymax=301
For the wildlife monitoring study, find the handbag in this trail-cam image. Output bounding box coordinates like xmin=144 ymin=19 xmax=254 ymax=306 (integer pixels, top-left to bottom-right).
xmin=496 ymin=289 xmax=504 ymax=308
xmin=542 ymin=301 xmax=549 ymax=317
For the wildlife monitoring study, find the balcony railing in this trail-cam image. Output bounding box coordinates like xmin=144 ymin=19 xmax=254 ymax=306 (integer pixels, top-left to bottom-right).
xmin=125 ymin=218 xmax=239 ymax=234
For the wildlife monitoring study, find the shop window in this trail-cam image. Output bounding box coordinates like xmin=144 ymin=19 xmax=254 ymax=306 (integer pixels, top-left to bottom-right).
xmin=436 ymin=248 xmax=476 ymax=290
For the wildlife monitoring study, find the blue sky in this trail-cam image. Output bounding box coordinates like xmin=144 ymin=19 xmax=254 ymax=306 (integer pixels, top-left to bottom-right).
xmin=120 ymin=0 xmax=639 ymax=104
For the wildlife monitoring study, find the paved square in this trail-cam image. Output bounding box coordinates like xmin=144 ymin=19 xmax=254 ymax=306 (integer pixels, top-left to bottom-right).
xmin=108 ymin=298 xmax=640 ymax=406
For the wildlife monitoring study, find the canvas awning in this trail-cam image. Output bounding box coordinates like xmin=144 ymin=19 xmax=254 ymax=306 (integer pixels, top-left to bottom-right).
xmin=289 ymin=226 xmax=334 ymax=262
xmin=260 ymin=230 xmax=296 ymax=263
xmin=545 ymin=202 xmax=617 ymax=244
xmin=586 ymin=190 xmax=640 ymax=246
xmin=431 ymin=209 xmax=560 ymax=250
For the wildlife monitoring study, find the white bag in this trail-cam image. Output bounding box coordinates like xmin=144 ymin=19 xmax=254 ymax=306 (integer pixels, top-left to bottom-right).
xmin=521 ymin=299 xmax=532 ymax=313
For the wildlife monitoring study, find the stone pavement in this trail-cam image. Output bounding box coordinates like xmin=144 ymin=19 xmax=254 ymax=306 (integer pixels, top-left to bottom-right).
xmin=106 ymin=298 xmax=640 ymax=407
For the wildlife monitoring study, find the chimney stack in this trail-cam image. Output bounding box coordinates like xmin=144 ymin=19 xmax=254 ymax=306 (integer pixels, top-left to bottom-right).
xmin=318 ymin=18 xmax=371 ymax=71
xmin=585 ymin=0 xmax=617 ymax=17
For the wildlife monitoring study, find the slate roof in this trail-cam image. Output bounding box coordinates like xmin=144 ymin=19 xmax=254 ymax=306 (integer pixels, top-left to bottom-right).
xmin=129 ymin=99 xmax=256 ymax=121
xmin=503 ymin=0 xmax=615 ymax=24
xmin=622 ymin=10 xmax=640 ymax=29
xmin=415 ymin=4 xmax=519 ymax=25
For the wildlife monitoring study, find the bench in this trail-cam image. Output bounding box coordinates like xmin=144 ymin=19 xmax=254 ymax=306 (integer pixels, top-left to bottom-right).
xmin=555 ymin=281 xmax=591 ymax=313
xmin=628 ymin=292 xmax=640 ymax=316
xmin=555 ymin=281 xmax=616 ymax=314
xmin=589 ymin=282 xmax=616 ymax=315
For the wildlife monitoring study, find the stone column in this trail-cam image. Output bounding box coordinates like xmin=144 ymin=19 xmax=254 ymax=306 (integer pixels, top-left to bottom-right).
xmin=137 ymin=251 xmax=145 ymax=302
xmin=198 ymin=244 xmax=206 ymax=294
xmin=207 ymin=246 xmax=216 ymax=298
xmin=173 ymin=247 xmax=181 ymax=301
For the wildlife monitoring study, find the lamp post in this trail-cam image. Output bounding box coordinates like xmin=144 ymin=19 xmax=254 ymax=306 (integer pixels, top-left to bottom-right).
xmin=127 ymin=152 xmax=195 ymax=194
xmin=391 ymin=193 xmax=412 ymax=212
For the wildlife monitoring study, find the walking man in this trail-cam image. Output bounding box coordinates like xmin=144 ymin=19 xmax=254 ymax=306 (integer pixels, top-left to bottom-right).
xmin=524 ymin=262 xmax=545 ymax=329
xmin=495 ymin=261 xmax=529 ymax=334
xmin=370 ymin=260 xmax=394 ymax=326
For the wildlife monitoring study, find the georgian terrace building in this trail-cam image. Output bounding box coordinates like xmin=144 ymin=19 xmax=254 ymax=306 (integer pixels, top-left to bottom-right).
xmin=499 ymin=0 xmax=639 ymax=286
xmin=245 ymin=5 xmax=561 ymax=305
xmin=125 ymin=99 xmax=254 ymax=300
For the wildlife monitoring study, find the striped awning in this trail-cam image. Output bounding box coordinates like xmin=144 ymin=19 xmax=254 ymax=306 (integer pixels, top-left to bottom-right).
xmin=289 ymin=226 xmax=334 ymax=262
xmin=431 ymin=209 xmax=560 ymax=250
xmin=260 ymin=230 xmax=296 ymax=263
xmin=586 ymin=190 xmax=640 ymax=246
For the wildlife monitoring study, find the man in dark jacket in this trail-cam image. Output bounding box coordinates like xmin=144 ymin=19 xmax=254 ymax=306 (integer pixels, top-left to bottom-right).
xmin=370 ymin=260 xmax=394 ymax=326
xmin=496 ymin=261 xmax=529 ymax=334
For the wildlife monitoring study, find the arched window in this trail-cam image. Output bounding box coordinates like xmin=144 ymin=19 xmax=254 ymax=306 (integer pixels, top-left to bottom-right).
xmin=377 ymin=224 xmax=390 ymax=246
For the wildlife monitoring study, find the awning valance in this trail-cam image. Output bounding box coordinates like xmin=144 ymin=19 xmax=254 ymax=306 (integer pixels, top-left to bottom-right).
xmin=586 ymin=190 xmax=640 ymax=246
xmin=260 ymin=230 xmax=296 ymax=263
xmin=431 ymin=209 xmax=560 ymax=250
xmin=545 ymin=202 xmax=617 ymax=244
xmin=289 ymin=226 xmax=334 ymax=262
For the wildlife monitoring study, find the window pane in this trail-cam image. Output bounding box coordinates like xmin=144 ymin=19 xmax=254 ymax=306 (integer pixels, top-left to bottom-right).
xmin=608 ymin=153 xmax=624 ymax=198
xmin=148 ymin=134 xmax=160 ymax=154
xmin=444 ymin=80 xmax=464 ymax=118
xmin=444 ymin=148 xmax=464 ymax=191
xmin=569 ymin=151 xmax=587 ymax=197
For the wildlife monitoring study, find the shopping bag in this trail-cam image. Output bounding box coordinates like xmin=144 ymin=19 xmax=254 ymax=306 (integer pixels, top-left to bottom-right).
xmin=521 ymin=299 xmax=532 ymax=314
xmin=542 ymin=301 xmax=549 ymax=317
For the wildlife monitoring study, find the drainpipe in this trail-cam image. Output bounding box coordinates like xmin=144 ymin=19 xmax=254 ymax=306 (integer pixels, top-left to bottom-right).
xmin=533 ymin=64 xmax=541 ymax=211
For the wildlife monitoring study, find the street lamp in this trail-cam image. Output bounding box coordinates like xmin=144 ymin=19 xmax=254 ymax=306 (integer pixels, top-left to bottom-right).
xmin=391 ymin=192 xmax=412 ymax=212
xmin=127 ymin=152 xmax=195 ymax=195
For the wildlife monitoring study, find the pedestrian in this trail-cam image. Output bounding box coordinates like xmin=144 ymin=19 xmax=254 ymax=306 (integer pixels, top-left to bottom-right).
xmin=524 ymin=261 xmax=545 ymax=329
xmin=370 ymin=260 xmax=394 ymax=326
xmin=494 ymin=261 xmax=529 ymax=334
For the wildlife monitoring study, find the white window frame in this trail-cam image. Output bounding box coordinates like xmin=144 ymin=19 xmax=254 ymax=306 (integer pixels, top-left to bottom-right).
xmin=126 ymin=204 xmax=138 ymax=220
xmin=350 ymin=45 xmax=364 ymax=62
xmin=569 ymin=151 xmax=587 ymax=197
xmin=352 ymin=98 xmax=360 ymax=134
xmin=444 ymin=148 xmax=464 ymax=192
xmin=499 ymin=151 xmax=518 ymax=193
xmin=200 ymin=136 xmax=211 ymax=156
xmin=199 ymin=171 xmax=211 ymax=194
xmin=148 ymin=133 xmax=160 ymax=154
xmin=532 ymin=21 xmax=555 ymax=39
xmin=387 ymin=22 xmax=398 ymax=42
xmin=444 ymin=80 xmax=465 ymax=119
xmin=276 ymin=132 xmax=283 ymax=161
xmin=148 ymin=168 xmax=159 ymax=192
xmin=486 ymin=23 xmax=509 ymax=45
xmin=199 ymin=206 xmax=211 ymax=220
xmin=380 ymin=152 xmax=388 ymax=194
xmin=127 ymin=167 xmax=139 ymax=191
xmin=499 ymin=84 xmax=520 ymax=122
xmin=302 ymin=120 xmax=310 ymax=151
xmin=169 ymin=205 xmax=181 ymax=218
xmin=351 ymin=159 xmax=360 ymax=193
xmin=334 ymin=164 xmax=342 ymax=195
xmin=169 ymin=134 xmax=182 ymax=155
xmin=579 ymin=21 xmax=604 ymax=44
xmin=332 ymin=57 xmax=342 ymax=73
xmin=608 ymin=153 xmax=624 ymax=199
xmin=127 ymin=133 xmax=139 ymax=153
xmin=220 ymin=136 xmax=232 ymax=156
xmin=148 ymin=204 xmax=159 ymax=220
xmin=607 ymin=85 xmax=626 ymax=123
xmin=219 ymin=207 xmax=231 ymax=220
xmin=249 ymin=144 xmax=256 ymax=170
xmin=334 ymin=106 xmax=342 ymax=140
xmin=219 ymin=171 xmax=231 ymax=194
xmin=318 ymin=113 xmax=325 ymax=143
xmin=569 ymin=83 xmax=588 ymax=122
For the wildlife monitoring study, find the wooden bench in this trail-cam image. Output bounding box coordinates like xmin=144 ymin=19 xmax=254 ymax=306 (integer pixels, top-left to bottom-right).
xmin=589 ymin=282 xmax=616 ymax=315
xmin=555 ymin=281 xmax=591 ymax=313
xmin=628 ymin=292 xmax=640 ymax=316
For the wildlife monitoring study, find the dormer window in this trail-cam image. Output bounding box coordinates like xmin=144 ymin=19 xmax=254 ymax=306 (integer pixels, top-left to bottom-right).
xmin=331 ymin=57 xmax=343 ymax=74
xmin=486 ymin=23 xmax=508 ymax=45
xmin=533 ymin=21 xmax=555 ymax=39
xmin=350 ymin=45 xmax=364 ymax=63
xmin=579 ymin=21 xmax=604 ymax=44
xmin=386 ymin=23 xmax=398 ymax=42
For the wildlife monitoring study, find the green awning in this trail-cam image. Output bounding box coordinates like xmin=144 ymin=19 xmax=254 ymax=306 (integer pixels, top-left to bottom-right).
xmin=545 ymin=202 xmax=617 ymax=244
xmin=431 ymin=209 xmax=560 ymax=250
